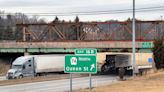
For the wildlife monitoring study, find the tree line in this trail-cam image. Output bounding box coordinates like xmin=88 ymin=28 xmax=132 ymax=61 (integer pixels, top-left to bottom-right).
xmin=0 ymin=11 xmax=46 ymax=40
xmin=153 ymin=36 xmax=164 ymax=69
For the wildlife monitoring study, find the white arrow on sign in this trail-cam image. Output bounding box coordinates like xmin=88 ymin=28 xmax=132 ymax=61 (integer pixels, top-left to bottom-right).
xmin=90 ymin=64 xmax=95 ymax=71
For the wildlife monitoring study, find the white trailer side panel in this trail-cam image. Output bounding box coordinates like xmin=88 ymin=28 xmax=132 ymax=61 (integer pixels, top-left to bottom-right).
xmin=34 ymin=55 xmax=64 ymax=73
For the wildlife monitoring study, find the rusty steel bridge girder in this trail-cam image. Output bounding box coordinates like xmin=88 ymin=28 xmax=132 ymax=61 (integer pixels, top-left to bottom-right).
xmin=16 ymin=20 xmax=164 ymax=42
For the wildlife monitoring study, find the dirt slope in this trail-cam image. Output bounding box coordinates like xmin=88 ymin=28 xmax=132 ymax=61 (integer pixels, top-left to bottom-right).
xmin=77 ymin=71 xmax=164 ymax=92
xmin=0 ymin=60 xmax=10 ymax=76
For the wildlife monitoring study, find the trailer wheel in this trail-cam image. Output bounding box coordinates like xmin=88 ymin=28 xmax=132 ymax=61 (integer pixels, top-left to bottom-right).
xmin=36 ymin=73 xmax=41 ymax=76
xmin=118 ymin=67 xmax=125 ymax=80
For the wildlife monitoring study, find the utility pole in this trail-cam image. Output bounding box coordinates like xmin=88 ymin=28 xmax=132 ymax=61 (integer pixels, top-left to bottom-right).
xmin=132 ymin=0 xmax=137 ymax=76
xmin=23 ymin=15 xmax=26 ymax=41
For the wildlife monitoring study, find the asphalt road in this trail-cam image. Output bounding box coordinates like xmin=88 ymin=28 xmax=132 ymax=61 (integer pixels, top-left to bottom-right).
xmin=0 ymin=75 xmax=119 ymax=92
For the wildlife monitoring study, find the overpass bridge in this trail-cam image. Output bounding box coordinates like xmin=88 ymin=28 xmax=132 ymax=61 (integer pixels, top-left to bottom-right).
xmin=1 ymin=20 xmax=159 ymax=53
xmin=0 ymin=41 xmax=153 ymax=53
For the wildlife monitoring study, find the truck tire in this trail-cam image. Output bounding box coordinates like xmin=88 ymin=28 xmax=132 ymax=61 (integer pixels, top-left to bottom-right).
xmin=19 ymin=75 xmax=23 ymax=79
xmin=7 ymin=77 xmax=12 ymax=80
xmin=101 ymin=63 xmax=110 ymax=74
xmin=118 ymin=67 xmax=125 ymax=80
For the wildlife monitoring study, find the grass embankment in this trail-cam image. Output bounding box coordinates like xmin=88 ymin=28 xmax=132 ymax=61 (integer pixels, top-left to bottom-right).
xmin=0 ymin=60 xmax=10 ymax=76
xmin=76 ymin=70 xmax=164 ymax=92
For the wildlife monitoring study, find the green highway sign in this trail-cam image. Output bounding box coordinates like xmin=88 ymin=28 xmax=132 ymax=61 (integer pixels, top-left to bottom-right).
xmin=75 ymin=49 xmax=97 ymax=55
xmin=141 ymin=42 xmax=153 ymax=48
xmin=65 ymin=48 xmax=97 ymax=92
xmin=64 ymin=55 xmax=97 ymax=73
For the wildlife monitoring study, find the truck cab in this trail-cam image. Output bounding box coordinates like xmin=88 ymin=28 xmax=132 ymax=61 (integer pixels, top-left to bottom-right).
xmin=101 ymin=54 xmax=132 ymax=78
xmin=6 ymin=56 xmax=35 ymax=79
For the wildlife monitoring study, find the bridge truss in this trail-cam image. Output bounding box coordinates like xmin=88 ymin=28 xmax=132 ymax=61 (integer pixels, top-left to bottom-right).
xmin=16 ymin=20 xmax=164 ymax=41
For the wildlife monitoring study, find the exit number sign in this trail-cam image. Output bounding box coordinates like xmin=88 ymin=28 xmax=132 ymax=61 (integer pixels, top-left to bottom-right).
xmin=75 ymin=49 xmax=97 ymax=55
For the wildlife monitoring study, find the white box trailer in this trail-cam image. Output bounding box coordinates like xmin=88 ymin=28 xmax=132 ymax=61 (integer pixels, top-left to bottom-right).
xmin=35 ymin=55 xmax=64 ymax=73
xmin=6 ymin=55 xmax=65 ymax=79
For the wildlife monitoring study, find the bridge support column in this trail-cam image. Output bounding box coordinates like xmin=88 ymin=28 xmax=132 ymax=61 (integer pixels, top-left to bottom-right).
xmin=24 ymin=52 xmax=30 ymax=56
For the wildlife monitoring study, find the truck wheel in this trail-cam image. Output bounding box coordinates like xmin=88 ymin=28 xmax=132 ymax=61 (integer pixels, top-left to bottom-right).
xmin=19 ymin=75 xmax=23 ymax=79
xmin=101 ymin=63 xmax=110 ymax=74
xmin=118 ymin=67 xmax=125 ymax=80
xmin=7 ymin=77 xmax=11 ymax=80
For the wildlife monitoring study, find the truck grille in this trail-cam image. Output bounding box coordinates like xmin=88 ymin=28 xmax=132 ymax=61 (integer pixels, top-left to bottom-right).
xmin=8 ymin=72 xmax=13 ymax=76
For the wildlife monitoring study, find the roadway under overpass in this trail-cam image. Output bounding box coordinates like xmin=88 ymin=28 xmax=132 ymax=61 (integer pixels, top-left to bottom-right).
xmin=0 ymin=41 xmax=153 ymax=53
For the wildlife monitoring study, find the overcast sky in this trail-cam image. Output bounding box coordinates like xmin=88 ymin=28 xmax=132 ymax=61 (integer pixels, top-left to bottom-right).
xmin=0 ymin=0 xmax=164 ymax=21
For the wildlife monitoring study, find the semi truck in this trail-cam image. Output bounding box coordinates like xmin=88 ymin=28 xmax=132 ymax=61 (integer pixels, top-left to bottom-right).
xmin=6 ymin=55 xmax=64 ymax=79
xmin=6 ymin=53 xmax=152 ymax=79
xmin=100 ymin=54 xmax=131 ymax=78
xmin=100 ymin=53 xmax=152 ymax=78
xmin=101 ymin=54 xmax=131 ymax=73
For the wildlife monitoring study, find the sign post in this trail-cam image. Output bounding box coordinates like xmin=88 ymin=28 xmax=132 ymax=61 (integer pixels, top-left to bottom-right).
xmin=70 ymin=73 xmax=72 ymax=92
xmin=132 ymin=0 xmax=136 ymax=76
xmin=64 ymin=48 xmax=97 ymax=92
xmin=89 ymin=73 xmax=92 ymax=92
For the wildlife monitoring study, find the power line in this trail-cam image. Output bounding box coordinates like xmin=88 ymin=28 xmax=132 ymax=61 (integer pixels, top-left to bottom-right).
xmin=24 ymin=5 xmax=164 ymax=14
xmin=28 ymin=8 xmax=164 ymax=16
xmin=1 ymin=5 xmax=164 ymax=16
